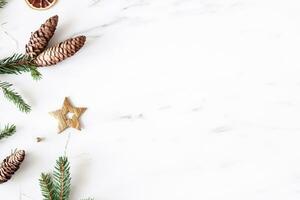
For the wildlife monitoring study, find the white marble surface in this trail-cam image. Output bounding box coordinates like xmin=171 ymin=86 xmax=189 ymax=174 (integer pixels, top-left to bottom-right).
xmin=1 ymin=0 xmax=300 ymax=199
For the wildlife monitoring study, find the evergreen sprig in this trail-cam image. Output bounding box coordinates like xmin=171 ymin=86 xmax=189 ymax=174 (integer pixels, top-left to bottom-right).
xmin=0 ymin=54 xmax=42 ymax=80
xmin=39 ymin=156 xmax=93 ymax=200
xmin=40 ymin=173 xmax=56 ymax=200
xmin=0 ymin=54 xmax=42 ymax=113
xmin=0 ymin=81 xmax=31 ymax=113
xmin=53 ymin=156 xmax=71 ymax=200
xmin=0 ymin=0 xmax=6 ymax=8
xmin=0 ymin=124 xmax=16 ymax=140
xmin=40 ymin=157 xmax=71 ymax=200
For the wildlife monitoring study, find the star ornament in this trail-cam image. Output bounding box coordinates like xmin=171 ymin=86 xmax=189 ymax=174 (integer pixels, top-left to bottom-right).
xmin=50 ymin=97 xmax=87 ymax=133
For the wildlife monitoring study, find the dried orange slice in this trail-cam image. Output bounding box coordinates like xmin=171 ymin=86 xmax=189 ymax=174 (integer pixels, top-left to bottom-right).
xmin=25 ymin=0 xmax=57 ymax=10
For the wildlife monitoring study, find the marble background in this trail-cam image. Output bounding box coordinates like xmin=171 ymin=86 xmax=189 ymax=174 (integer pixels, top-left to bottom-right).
xmin=1 ymin=0 xmax=300 ymax=199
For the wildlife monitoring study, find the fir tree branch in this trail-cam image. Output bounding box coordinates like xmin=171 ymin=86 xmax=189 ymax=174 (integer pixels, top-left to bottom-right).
xmin=0 ymin=81 xmax=31 ymax=113
xmin=39 ymin=173 xmax=55 ymax=200
xmin=0 ymin=124 xmax=16 ymax=140
xmin=53 ymin=156 xmax=71 ymax=200
xmin=0 ymin=54 xmax=42 ymax=113
xmin=39 ymin=156 xmax=93 ymax=200
xmin=0 ymin=54 xmax=42 ymax=80
xmin=30 ymin=67 xmax=42 ymax=80
xmin=0 ymin=0 xmax=6 ymax=8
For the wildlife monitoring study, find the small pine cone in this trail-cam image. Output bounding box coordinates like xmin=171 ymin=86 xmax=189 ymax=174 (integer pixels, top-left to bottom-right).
xmin=0 ymin=150 xmax=25 ymax=184
xmin=26 ymin=15 xmax=59 ymax=58
xmin=35 ymin=36 xmax=86 ymax=67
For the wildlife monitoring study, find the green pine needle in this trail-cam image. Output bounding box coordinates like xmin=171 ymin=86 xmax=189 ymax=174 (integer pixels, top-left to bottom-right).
xmin=0 ymin=54 xmax=42 ymax=113
xmin=0 ymin=124 xmax=16 ymax=140
xmin=30 ymin=67 xmax=42 ymax=80
xmin=40 ymin=156 xmax=92 ymax=200
xmin=53 ymin=156 xmax=71 ymax=200
xmin=0 ymin=81 xmax=31 ymax=113
xmin=0 ymin=0 xmax=6 ymax=8
xmin=0 ymin=54 xmax=42 ymax=80
xmin=39 ymin=173 xmax=55 ymax=200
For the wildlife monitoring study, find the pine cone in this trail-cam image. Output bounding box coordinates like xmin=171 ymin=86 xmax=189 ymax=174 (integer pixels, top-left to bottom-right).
xmin=0 ymin=150 xmax=25 ymax=183
xmin=34 ymin=36 xmax=86 ymax=67
xmin=26 ymin=15 xmax=59 ymax=58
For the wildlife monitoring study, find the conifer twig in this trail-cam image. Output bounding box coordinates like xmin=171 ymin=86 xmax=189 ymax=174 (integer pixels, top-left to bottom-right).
xmin=40 ymin=156 xmax=93 ymax=200
xmin=0 ymin=54 xmax=42 ymax=80
xmin=0 ymin=0 xmax=6 ymax=8
xmin=39 ymin=173 xmax=55 ymax=200
xmin=0 ymin=81 xmax=31 ymax=113
xmin=53 ymin=156 xmax=71 ymax=200
xmin=0 ymin=54 xmax=42 ymax=113
xmin=0 ymin=124 xmax=16 ymax=140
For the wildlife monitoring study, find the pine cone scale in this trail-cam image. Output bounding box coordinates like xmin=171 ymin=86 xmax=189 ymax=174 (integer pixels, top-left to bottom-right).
xmin=35 ymin=36 xmax=86 ymax=67
xmin=26 ymin=15 xmax=58 ymax=58
xmin=0 ymin=150 xmax=25 ymax=183
xmin=25 ymin=15 xmax=86 ymax=67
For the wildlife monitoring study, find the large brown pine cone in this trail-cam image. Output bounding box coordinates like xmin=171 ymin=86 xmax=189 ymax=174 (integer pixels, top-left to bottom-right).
xmin=0 ymin=150 xmax=26 ymax=183
xmin=34 ymin=35 xmax=86 ymax=67
xmin=25 ymin=15 xmax=59 ymax=58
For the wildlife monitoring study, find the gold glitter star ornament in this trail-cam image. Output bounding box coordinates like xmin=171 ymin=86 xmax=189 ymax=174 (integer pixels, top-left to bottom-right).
xmin=50 ymin=97 xmax=87 ymax=133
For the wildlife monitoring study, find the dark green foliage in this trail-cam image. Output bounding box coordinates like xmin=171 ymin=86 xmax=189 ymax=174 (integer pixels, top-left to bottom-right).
xmin=40 ymin=156 xmax=71 ymax=200
xmin=0 ymin=54 xmax=41 ymax=113
xmin=53 ymin=157 xmax=71 ymax=200
xmin=0 ymin=54 xmax=41 ymax=80
xmin=0 ymin=124 xmax=16 ymax=140
xmin=40 ymin=173 xmax=55 ymax=200
xmin=39 ymin=156 xmax=93 ymax=200
xmin=0 ymin=81 xmax=31 ymax=113
xmin=0 ymin=0 xmax=6 ymax=8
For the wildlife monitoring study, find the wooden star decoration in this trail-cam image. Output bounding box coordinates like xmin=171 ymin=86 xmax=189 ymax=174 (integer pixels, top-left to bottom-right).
xmin=50 ymin=97 xmax=87 ymax=133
